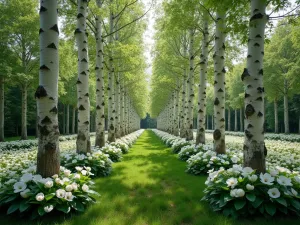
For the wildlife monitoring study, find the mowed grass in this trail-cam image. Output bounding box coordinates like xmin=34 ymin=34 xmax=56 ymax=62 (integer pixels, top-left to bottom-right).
xmin=1 ymin=130 xmax=300 ymax=225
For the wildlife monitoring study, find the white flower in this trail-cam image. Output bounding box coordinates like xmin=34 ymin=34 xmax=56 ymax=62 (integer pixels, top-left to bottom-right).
xmin=236 ymin=189 xmax=245 ymax=197
xmin=291 ymin=188 xmax=298 ymax=196
xmin=230 ymin=189 xmax=237 ymax=197
xmin=35 ymin=193 xmax=45 ymax=201
xmin=231 ymin=156 xmax=239 ymax=164
xmin=248 ymin=174 xmax=258 ymax=182
xmin=65 ymin=185 xmax=73 ymax=192
xmin=268 ymin=188 xmax=281 ymax=198
xmin=20 ymin=173 xmax=33 ymax=183
xmin=74 ymin=173 xmax=81 ymax=179
xmin=62 ymin=177 xmax=70 ymax=184
xmin=226 ymin=177 xmax=238 ymax=188
xmin=72 ymin=159 xmax=77 ymax=163
xmin=56 ymin=189 xmax=66 ymax=198
xmin=75 ymin=166 xmax=83 ymax=171
xmin=260 ymin=173 xmax=274 ymax=185
xmin=52 ymin=174 xmax=58 ymax=179
xmin=65 ymin=192 xmax=74 ymax=201
xmin=85 ymin=167 xmax=91 ymax=172
xmin=81 ymin=170 xmax=87 ymax=176
xmin=246 ymin=184 xmax=254 ymax=191
xmin=71 ymin=183 xmax=78 ymax=191
xmin=82 ymin=184 xmax=89 ymax=192
xmin=64 ymin=169 xmax=71 ymax=177
xmin=33 ymin=175 xmax=43 ymax=182
xmin=242 ymin=167 xmax=253 ymax=177
xmin=20 ymin=189 xmax=31 ymax=198
xmin=277 ymin=176 xmax=292 ymax=186
xmin=88 ymin=157 xmax=93 ymax=160
xmin=44 ymin=180 xmax=53 ymax=188
xmin=55 ymin=178 xmax=62 ymax=185
xmin=13 ymin=181 xmax=27 ymax=193
xmin=44 ymin=205 xmax=54 ymax=213
xmin=270 ymin=169 xmax=279 ymax=177
xmin=294 ymin=176 xmax=300 ymax=184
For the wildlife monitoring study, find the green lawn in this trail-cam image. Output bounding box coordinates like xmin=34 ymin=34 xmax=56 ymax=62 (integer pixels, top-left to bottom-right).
xmin=4 ymin=136 xmax=36 ymax=141
xmin=0 ymin=130 xmax=299 ymax=225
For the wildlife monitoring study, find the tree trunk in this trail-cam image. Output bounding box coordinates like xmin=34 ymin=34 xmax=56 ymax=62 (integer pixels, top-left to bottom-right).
xmin=243 ymin=0 xmax=267 ymax=173
xmin=174 ymin=81 xmax=180 ymax=136
xmin=234 ymin=109 xmax=238 ymax=131
xmin=274 ymin=100 xmax=278 ymax=133
xmin=228 ymin=108 xmax=231 ymax=131
xmin=284 ymin=79 xmax=289 ymax=134
xmin=0 ymin=77 xmax=4 ymax=141
xmin=75 ymin=0 xmax=91 ymax=153
xmin=213 ymin=11 xmax=226 ymax=154
xmin=180 ymin=44 xmax=188 ymax=138
xmin=196 ymin=16 xmax=209 ymax=145
xmin=212 ymin=115 xmax=214 ymax=130
xmin=298 ymin=115 xmax=300 ymax=134
xmin=186 ymin=29 xmax=194 ymax=141
xmin=62 ymin=104 xmax=65 ymax=135
xmin=95 ymin=7 xmax=106 ymax=147
xmin=21 ymin=86 xmax=27 ymax=140
xmin=72 ymin=107 xmax=76 ymax=134
xmin=240 ymin=108 xmax=243 ymax=132
xmin=107 ymin=3 xmax=116 ymax=142
xmin=120 ymin=83 xmax=125 ymax=136
xmin=66 ymin=104 xmax=69 ymax=134
xmin=36 ymin=0 xmax=60 ymax=177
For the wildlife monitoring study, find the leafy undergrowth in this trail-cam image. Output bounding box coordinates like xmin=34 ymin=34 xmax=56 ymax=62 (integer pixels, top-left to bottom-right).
xmin=0 ymin=130 xmax=299 ymax=225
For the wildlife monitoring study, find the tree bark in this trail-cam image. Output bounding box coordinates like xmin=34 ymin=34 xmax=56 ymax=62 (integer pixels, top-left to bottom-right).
xmin=213 ymin=11 xmax=226 ymax=154
xmin=234 ymin=109 xmax=238 ymax=131
xmin=240 ymin=107 xmax=243 ymax=131
xmin=274 ymin=100 xmax=278 ymax=133
xmin=95 ymin=5 xmax=106 ymax=147
xmin=0 ymin=77 xmax=4 ymax=141
xmin=21 ymin=86 xmax=27 ymax=140
xmin=243 ymin=0 xmax=267 ymax=173
xmin=228 ymin=108 xmax=231 ymax=131
xmin=62 ymin=104 xmax=65 ymax=135
xmin=36 ymin=0 xmax=60 ymax=177
xmin=66 ymin=104 xmax=69 ymax=134
xmin=186 ymin=29 xmax=194 ymax=141
xmin=284 ymin=79 xmax=289 ymax=134
xmin=196 ymin=16 xmax=209 ymax=145
xmin=72 ymin=107 xmax=76 ymax=134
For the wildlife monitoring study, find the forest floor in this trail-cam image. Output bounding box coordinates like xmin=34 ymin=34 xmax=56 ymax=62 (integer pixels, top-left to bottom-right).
xmin=1 ymin=130 xmax=300 ymax=225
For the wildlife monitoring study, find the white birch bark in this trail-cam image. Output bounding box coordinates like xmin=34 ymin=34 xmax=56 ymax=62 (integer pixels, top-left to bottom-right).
xmin=228 ymin=107 xmax=231 ymax=131
xmin=240 ymin=108 xmax=243 ymax=131
xmin=174 ymin=81 xmax=180 ymax=136
xmin=0 ymin=77 xmax=4 ymax=141
xmin=120 ymin=81 xmax=125 ymax=136
xmin=196 ymin=17 xmax=209 ymax=144
xmin=186 ymin=29 xmax=194 ymax=141
xmin=36 ymin=0 xmax=60 ymax=177
xmin=213 ymin=11 xmax=226 ymax=154
xmin=243 ymin=0 xmax=267 ymax=172
xmin=234 ymin=109 xmax=238 ymax=131
xmin=95 ymin=5 xmax=105 ymax=147
xmin=21 ymin=86 xmax=27 ymax=140
xmin=72 ymin=107 xmax=76 ymax=134
xmin=75 ymin=0 xmax=91 ymax=153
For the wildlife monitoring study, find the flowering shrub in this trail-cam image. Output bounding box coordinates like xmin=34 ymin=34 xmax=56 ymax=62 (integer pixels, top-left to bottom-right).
xmin=0 ymin=166 xmax=98 ymax=219
xmin=203 ymin=165 xmax=300 ymax=218
xmin=171 ymin=139 xmax=193 ymax=154
xmin=99 ymin=145 xmax=123 ymax=162
xmin=110 ymin=142 xmax=129 ymax=154
xmin=61 ymin=151 xmax=113 ymax=177
xmin=178 ymin=144 xmax=213 ymax=161
xmin=186 ymin=149 xmax=242 ymax=175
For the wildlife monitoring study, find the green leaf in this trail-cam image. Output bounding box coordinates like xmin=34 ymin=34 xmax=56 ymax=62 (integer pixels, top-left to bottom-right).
xmin=38 ymin=206 xmax=46 ymax=216
xmin=234 ymin=199 xmax=246 ymax=210
xmin=19 ymin=201 xmax=30 ymax=213
xmin=7 ymin=203 xmax=20 ymax=214
xmin=45 ymin=193 xmax=55 ymax=201
xmin=4 ymin=195 xmax=18 ymax=203
xmin=251 ymin=196 xmax=263 ymax=208
xmin=223 ymin=193 xmax=233 ymax=202
xmin=265 ymin=203 xmax=276 ymax=216
xmin=56 ymin=204 xmax=71 ymax=214
xmin=275 ymin=197 xmax=287 ymax=207
xmin=71 ymin=200 xmax=85 ymax=212
xmin=290 ymin=199 xmax=300 ymax=210
xmin=246 ymin=193 xmax=256 ymax=202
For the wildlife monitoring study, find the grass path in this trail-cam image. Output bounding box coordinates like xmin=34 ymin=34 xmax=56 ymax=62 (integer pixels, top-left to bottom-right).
xmin=1 ymin=130 xmax=299 ymax=225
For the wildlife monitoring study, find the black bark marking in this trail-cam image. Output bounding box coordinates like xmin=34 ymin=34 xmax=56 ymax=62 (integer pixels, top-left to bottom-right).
xmin=35 ymin=86 xmax=47 ymax=98
xmin=241 ymin=68 xmax=250 ymax=81
xmin=213 ymin=129 xmax=221 ymax=140
xmin=218 ymin=88 xmax=224 ymax=92
xmin=40 ymin=65 xmax=50 ymax=70
xmin=50 ymin=24 xmax=59 ymax=34
xmin=84 ymin=93 xmax=89 ymax=97
xmin=77 ymin=13 xmax=84 ymax=19
xmin=257 ymin=112 xmax=263 ymax=117
xmin=84 ymin=121 xmax=89 ymax=125
xmin=77 ymin=131 xmax=86 ymax=141
xmin=45 ymin=142 xmax=56 ymax=152
xmin=245 ymin=129 xmax=253 ymax=139
xmin=256 ymin=34 xmax=262 ymax=38
xmin=257 ymin=87 xmax=264 ymax=93
xmin=95 ymin=66 xmax=100 ymax=70
xmin=49 ymin=106 xmax=58 ymax=114
xmin=245 ymin=93 xmax=250 ymax=98
xmin=256 ymin=97 xmax=263 ymax=101
xmin=47 ymin=43 xmax=57 ymax=49
xmin=245 ymin=104 xmax=255 ymax=118
xmin=40 ymin=6 xmax=47 ymax=13
xmin=250 ymin=13 xmax=264 ymax=21
xmin=247 ymin=55 xmax=252 ymax=58
xmin=81 ymin=58 xmax=87 ymax=62
xmin=39 ymin=125 xmax=50 ymax=136
xmin=74 ymin=28 xmax=82 ymax=34
xmin=259 ymin=69 xmax=263 ymax=75
xmin=80 ymin=71 xmax=86 ymax=75
xmin=222 ymin=67 xmax=226 ymax=73
xmin=96 ymin=105 xmax=101 ymax=109
xmin=39 ymin=28 xmax=44 ymax=34
xmin=76 ymin=79 xmax=82 ymax=84
xmin=41 ymin=116 xmax=52 ymax=125
xmin=78 ymin=105 xmax=85 ymax=111
xmin=254 ymin=43 xmax=260 ymax=47
xmin=247 ymin=124 xmax=253 ymax=129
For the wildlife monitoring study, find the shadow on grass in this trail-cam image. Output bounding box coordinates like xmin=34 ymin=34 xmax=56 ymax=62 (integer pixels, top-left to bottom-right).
xmin=1 ymin=131 xmax=299 ymax=225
